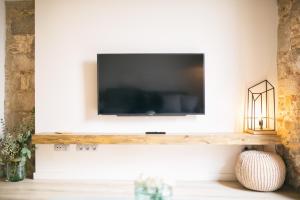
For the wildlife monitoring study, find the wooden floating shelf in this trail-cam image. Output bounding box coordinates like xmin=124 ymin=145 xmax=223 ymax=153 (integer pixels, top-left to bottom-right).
xmin=32 ymin=133 xmax=281 ymax=145
xmin=245 ymin=129 xmax=277 ymax=135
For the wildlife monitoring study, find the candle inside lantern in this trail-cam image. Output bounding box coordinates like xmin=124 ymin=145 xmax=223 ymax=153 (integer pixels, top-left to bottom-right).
xmin=258 ymin=115 xmax=263 ymax=130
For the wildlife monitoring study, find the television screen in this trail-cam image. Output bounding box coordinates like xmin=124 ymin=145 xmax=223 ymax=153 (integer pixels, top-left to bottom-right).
xmin=97 ymin=54 xmax=205 ymax=115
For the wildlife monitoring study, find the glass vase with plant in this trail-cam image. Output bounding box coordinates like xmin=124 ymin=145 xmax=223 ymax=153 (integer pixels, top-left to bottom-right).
xmin=0 ymin=111 xmax=34 ymax=182
xmin=135 ymin=175 xmax=173 ymax=200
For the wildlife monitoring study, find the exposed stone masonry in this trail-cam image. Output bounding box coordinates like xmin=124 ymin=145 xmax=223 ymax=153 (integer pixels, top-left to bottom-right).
xmin=277 ymin=0 xmax=300 ymax=190
xmin=5 ymin=1 xmax=34 ymax=127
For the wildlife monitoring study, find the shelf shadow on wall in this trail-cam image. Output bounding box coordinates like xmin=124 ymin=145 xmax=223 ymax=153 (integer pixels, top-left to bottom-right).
xmin=83 ymin=61 xmax=99 ymax=121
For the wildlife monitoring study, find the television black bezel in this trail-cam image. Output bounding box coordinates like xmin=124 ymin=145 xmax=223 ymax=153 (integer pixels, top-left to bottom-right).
xmin=97 ymin=53 xmax=205 ymax=116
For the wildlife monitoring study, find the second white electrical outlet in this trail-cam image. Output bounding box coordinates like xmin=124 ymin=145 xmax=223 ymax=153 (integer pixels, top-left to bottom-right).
xmin=76 ymin=144 xmax=97 ymax=151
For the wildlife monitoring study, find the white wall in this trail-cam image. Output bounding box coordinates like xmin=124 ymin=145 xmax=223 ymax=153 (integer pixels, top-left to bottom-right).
xmin=35 ymin=0 xmax=278 ymax=180
xmin=0 ymin=0 xmax=5 ymax=136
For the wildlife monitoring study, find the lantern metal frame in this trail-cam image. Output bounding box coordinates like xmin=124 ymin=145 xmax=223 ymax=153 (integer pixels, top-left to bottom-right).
xmin=246 ymin=80 xmax=276 ymax=132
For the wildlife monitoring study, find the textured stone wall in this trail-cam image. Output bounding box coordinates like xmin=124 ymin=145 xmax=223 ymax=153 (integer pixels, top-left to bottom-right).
xmin=277 ymin=0 xmax=300 ymax=190
xmin=5 ymin=1 xmax=34 ymax=127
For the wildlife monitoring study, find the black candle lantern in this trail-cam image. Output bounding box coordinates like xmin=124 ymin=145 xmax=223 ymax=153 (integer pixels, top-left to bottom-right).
xmin=246 ymin=80 xmax=276 ymax=134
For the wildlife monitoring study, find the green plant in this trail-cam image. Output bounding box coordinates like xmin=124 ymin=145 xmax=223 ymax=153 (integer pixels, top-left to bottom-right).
xmin=0 ymin=110 xmax=34 ymax=167
xmin=135 ymin=176 xmax=173 ymax=200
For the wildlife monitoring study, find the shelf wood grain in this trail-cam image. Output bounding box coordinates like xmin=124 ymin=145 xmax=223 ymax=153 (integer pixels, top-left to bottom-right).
xmin=32 ymin=133 xmax=281 ymax=145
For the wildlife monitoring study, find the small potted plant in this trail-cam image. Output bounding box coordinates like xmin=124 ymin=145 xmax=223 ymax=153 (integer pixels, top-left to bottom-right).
xmin=0 ymin=112 xmax=34 ymax=182
xmin=135 ymin=175 xmax=173 ymax=200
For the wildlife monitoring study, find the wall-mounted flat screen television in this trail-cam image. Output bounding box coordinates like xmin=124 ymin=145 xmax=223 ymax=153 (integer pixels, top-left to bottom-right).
xmin=97 ymin=53 xmax=205 ymax=115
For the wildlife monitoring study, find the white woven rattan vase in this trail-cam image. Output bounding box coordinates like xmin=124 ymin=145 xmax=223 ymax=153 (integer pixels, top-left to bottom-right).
xmin=235 ymin=150 xmax=286 ymax=192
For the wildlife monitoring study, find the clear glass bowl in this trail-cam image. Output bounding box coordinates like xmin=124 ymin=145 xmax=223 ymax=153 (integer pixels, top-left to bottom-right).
xmin=135 ymin=184 xmax=172 ymax=200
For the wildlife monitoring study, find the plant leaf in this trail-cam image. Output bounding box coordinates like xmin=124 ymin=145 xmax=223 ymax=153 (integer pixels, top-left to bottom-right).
xmin=12 ymin=157 xmax=21 ymax=162
xmin=21 ymin=147 xmax=29 ymax=156
xmin=27 ymin=150 xmax=31 ymax=159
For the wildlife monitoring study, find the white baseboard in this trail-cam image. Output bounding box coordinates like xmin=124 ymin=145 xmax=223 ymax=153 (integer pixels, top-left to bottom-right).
xmin=34 ymin=171 xmax=236 ymax=181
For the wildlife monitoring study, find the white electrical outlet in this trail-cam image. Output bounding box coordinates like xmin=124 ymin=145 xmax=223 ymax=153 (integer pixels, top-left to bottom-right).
xmin=76 ymin=144 xmax=97 ymax=151
xmin=54 ymin=144 xmax=69 ymax=151
xmin=91 ymin=144 xmax=97 ymax=151
xmin=76 ymin=144 xmax=84 ymax=151
xmin=84 ymin=144 xmax=90 ymax=150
